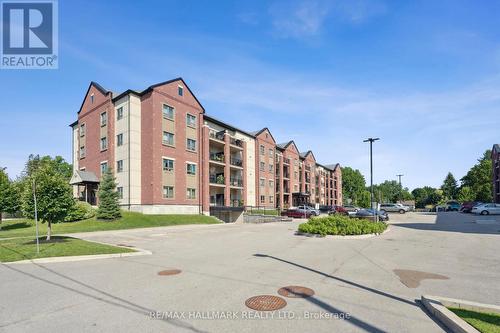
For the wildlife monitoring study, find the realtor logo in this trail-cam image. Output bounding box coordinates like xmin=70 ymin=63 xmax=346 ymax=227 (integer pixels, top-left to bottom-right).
xmin=1 ymin=0 xmax=58 ymax=69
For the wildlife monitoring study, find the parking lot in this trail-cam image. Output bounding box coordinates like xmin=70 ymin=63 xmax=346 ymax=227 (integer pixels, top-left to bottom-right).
xmin=1 ymin=212 xmax=499 ymax=332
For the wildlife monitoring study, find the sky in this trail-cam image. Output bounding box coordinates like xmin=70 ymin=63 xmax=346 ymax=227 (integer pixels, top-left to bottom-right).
xmin=1 ymin=0 xmax=500 ymax=190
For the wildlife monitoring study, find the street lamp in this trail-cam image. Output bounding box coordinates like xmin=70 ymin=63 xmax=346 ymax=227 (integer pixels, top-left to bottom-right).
xmin=363 ymin=138 xmax=380 ymax=219
xmin=396 ymin=174 xmax=404 ymax=203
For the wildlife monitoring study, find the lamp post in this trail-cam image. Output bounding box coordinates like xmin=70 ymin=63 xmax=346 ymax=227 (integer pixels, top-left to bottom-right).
xmin=396 ymin=174 xmax=404 ymax=203
xmin=363 ymin=138 xmax=380 ymax=220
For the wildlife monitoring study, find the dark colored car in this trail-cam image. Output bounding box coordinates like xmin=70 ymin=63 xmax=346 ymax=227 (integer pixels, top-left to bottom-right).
xmin=460 ymin=201 xmax=482 ymax=213
xmin=319 ymin=205 xmax=334 ymax=213
xmin=328 ymin=205 xmax=349 ymax=216
xmin=286 ymin=208 xmax=313 ymax=218
xmin=353 ymin=209 xmax=389 ymax=222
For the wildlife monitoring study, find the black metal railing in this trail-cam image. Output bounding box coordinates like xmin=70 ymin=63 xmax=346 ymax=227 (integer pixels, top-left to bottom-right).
xmin=230 ymin=137 xmax=243 ymax=148
xmin=209 ymin=130 xmax=225 ymax=141
xmin=210 ymin=152 xmax=225 ymax=163
xmin=209 ymin=174 xmax=225 ymax=184
xmin=230 ymin=177 xmax=243 ymax=187
xmin=230 ymin=157 xmax=243 ymax=167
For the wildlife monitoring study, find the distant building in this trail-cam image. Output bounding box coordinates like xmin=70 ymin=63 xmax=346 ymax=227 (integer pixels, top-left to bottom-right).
xmin=492 ymin=144 xmax=500 ymax=203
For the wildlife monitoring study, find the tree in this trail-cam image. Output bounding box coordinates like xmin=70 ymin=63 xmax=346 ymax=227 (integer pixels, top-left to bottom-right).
xmin=461 ymin=150 xmax=492 ymax=202
xmin=441 ymin=172 xmax=458 ymax=200
xmin=23 ymin=154 xmax=72 ymax=180
xmin=411 ymin=186 xmax=442 ymax=208
xmin=96 ymin=169 xmax=121 ymax=220
xmin=0 ymin=168 xmax=20 ymax=230
xmin=457 ymin=186 xmax=475 ymax=202
xmin=341 ymin=167 xmax=366 ymax=206
xmin=358 ymin=190 xmax=371 ymax=208
xmin=374 ymin=180 xmax=412 ymax=203
xmin=21 ymin=165 xmax=75 ymax=240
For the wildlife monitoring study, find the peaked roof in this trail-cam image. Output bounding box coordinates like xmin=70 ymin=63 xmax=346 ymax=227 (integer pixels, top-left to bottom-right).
xmin=77 ymin=81 xmax=113 ymax=114
xmin=276 ymin=140 xmax=300 ymax=153
xmin=69 ymin=170 xmax=99 ymax=185
xmin=250 ymin=127 xmax=276 ymax=143
xmin=299 ymin=150 xmax=316 ymax=161
xmin=493 ymin=144 xmax=500 ymax=153
xmin=324 ymin=163 xmax=340 ymax=171
xmin=204 ymin=114 xmax=255 ymax=138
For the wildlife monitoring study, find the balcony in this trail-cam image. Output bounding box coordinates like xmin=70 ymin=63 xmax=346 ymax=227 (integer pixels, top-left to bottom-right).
xmin=230 ymin=157 xmax=243 ymax=168
xmin=209 ymin=174 xmax=225 ymax=185
xmin=209 ymin=130 xmax=225 ymax=141
xmin=283 ymin=157 xmax=290 ymax=165
xmin=229 ymin=177 xmax=243 ymax=187
xmin=210 ymin=152 xmax=225 ymax=163
xmin=229 ymin=137 xmax=243 ymax=148
xmin=305 ymin=166 xmax=311 ymax=171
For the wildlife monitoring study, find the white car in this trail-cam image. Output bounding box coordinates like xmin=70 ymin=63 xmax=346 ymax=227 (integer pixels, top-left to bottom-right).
xmin=297 ymin=205 xmax=320 ymax=216
xmin=471 ymin=203 xmax=500 ymax=215
xmin=379 ymin=203 xmax=409 ymax=214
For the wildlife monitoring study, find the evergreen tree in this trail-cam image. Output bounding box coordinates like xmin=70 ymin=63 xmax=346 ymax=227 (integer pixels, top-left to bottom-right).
xmin=441 ymin=172 xmax=458 ymax=200
xmin=96 ymin=169 xmax=121 ymax=220
xmin=461 ymin=150 xmax=493 ymax=202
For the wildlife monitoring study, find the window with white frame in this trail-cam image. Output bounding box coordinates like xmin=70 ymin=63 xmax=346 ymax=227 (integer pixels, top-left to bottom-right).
xmin=162 ymin=131 xmax=174 ymax=146
xmin=80 ymin=124 xmax=85 ymax=137
xmin=269 ymin=196 xmax=274 ymax=204
xmin=186 ymin=163 xmax=196 ymax=175
xmin=178 ymin=86 xmax=184 ymax=96
xmin=260 ymin=145 xmax=265 ymax=155
xmin=79 ymin=146 xmax=86 ymax=158
xmin=163 ymin=186 xmax=174 ymax=198
xmin=187 ymin=188 xmax=196 ymax=199
xmin=260 ymin=195 xmax=265 ymax=204
xmin=187 ymin=138 xmax=196 ymax=152
xmin=269 ymin=180 xmax=274 ymax=188
xmin=100 ymin=137 xmax=108 ymax=151
xmin=90 ymin=94 xmax=94 ymax=104
xmin=162 ymin=104 xmax=174 ymax=120
xmin=117 ymin=133 xmax=123 ymax=146
xmin=186 ymin=114 xmax=196 ymax=127
xmin=117 ymin=187 xmax=123 ymax=199
xmin=260 ymin=162 xmax=265 ymax=171
xmin=259 ymin=178 xmax=265 ymax=187
xmin=117 ymin=160 xmax=123 ymax=173
xmin=117 ymin=107 xmax=123 ymax=120
xmin=269 ymin=148 xmax=273 ymax=157
xmin=100 ymin=162 xmax=108 ymax=175
xmin=162 ymin=158 xmax=174 ymax=171
xmin=100 ymin=112 xmax=107 ymax=126
xmin=269 ymin=164 xmax=273 ymax=172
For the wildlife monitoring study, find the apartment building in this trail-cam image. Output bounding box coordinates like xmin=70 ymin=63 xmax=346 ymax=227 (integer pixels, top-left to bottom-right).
xmin=492 ymin=144 xmax=500 ymax=204
xmin=69 ymin=78 xmax=342 ymax=217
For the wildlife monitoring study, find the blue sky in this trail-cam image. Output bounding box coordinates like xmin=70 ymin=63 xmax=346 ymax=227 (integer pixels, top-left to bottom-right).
xmin=1 ymin=0 xmax=500 ymax=190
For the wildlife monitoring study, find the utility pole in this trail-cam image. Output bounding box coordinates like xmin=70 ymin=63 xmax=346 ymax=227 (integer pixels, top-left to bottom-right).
xmin=32 ymin=179 xmax=40 ymax=254
xmin=363 ymin=138 xmax=380 ymax=221
xmin=396 ymin=174 xmax=404 ymax=203
xmin=396 ymin=174 xmax=404 ymax=186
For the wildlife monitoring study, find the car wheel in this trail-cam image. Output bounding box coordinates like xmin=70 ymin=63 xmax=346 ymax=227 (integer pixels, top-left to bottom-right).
xmin=481 ymin=210 xmax=489 ymax=215
xmin=380 ymin=210 xmax=386 ymax=215
xmin=398 ymin=209 xmax=405 ymax=214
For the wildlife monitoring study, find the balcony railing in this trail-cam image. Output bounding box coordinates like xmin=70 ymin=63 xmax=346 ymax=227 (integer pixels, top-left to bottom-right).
xmin=209 ymin=174 xmax=225 ymax=185
xmin=230 ymin=157 xmax=243 ymax=167
xmin=209 ymin=130 xmax=225 ymax=141
xmin=229 ymin=177 xmax=243 ymax=187
xmin=210 ymin=152 xmax=225 ymax=163
xmin=283 ymin=172 xmax=290 ymax=179
xmin=230 ymin=199 xmax=244 ymax=207
xmin=230 ymin=137 xmax=243 ymax=148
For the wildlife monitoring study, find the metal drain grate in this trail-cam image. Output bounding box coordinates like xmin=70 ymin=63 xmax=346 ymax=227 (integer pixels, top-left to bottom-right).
xmin=278 ymin=286 xmax=315 ymax=298
xmin=245 ymin=295 xmax=287 ymax=311
xmin=158 ymin=269 xmax=182 ymax=276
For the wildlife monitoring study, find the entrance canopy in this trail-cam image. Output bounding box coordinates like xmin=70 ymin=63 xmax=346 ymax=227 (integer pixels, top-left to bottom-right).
xmin=70 ymin=170 xmax=99 ymax=185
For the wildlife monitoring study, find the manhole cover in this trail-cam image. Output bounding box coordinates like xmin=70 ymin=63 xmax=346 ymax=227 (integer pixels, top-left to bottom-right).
xmin=158 ymin=269 xmax=182 ymax=276
xmin=245 ymin=295 xmax=287 ymax=311
xmin=278 ymin=286 xmax=315 ymax=298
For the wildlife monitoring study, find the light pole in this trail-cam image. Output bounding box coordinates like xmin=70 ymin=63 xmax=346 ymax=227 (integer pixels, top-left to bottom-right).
xmin=396 ymin=174 xmax=404 ymax=203
xmin=363 ymin=138 xmax=379 ymax=220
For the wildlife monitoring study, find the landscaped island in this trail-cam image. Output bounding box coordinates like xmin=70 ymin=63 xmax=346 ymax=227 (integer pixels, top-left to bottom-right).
xmin=448 ymin=307 xmax=500 ymax=333
xmin=298 ymin=215 xmax=387 ymax=236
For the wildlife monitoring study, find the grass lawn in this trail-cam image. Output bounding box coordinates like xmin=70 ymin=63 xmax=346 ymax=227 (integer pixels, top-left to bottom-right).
xmin=448 ymin=308 xmax=500 ymax=333
xmin=0 ymin=211 xmax=220 ymax=239
xmin=0 ymin=236 xmax=135 ymax=262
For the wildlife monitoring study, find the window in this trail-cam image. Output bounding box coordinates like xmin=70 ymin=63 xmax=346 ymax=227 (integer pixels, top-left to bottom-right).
xmin=163 ymin=186 xmax=174 ymax=199
xmin=260 ymin=145 xmax=265 ymax=155
xmin=260 ymin=178 xmax=265 ymax=187
xmin=186 ymin=114 xmax=196 ymax=127
xmin=163 ymin=104 xmax=174 ymax=120
xmin=117 ymin=107 xmax=123 ymax=120
xmin=117 ymin=133 xmax=123 ymax=146
xmin=187 ymin=138 xmax=196 ymax=152
xmin=162 ymin=131 xmax=174 ymax=146
xmin=90 ymin=94 xmax=94 ymax=104
xmin=260 ymin=162 xmax=265 ymax=171
xmin=269 ymin=196 xmax=274 ymax=204
xmin=80 ymin=124 xmax=85 ymax=137
xmin=269 ymin=164 xmax=273 ymax=172
xmin=100 ymin=162 xmax=108 ymax=175
xmin=294 ymin=172 xmax=298 ymax=180
xmin=100 ymin=112 xmax=107 ymax=126
xmin=269 ymin=148 xmax=273 ymax=157
xmin=294 ymin=184 xmax=299 ymax=192
xmin=163 ymin=158 xmax=174 ymax=171
xmin=100 ymin=137 xmax=108 ymax=151
xmin=178 ymin=86 xmax=183 ymax=96
xmin=260 ymin=195 xmax=265 ymax=204
xmin=186 ymin=163 xmax=196 ymax=175
xmin=187 ymin=188 xmax=196 ymax=199
xmin=117 ymin=187 xmax=123 ymax=199
xmin=117 ymin=160 xmax=123 ymax=173
xmin=269 ymin=180 xmax=274 ymax=188
xmin=79 ymin=146 xmax=86 ymax=158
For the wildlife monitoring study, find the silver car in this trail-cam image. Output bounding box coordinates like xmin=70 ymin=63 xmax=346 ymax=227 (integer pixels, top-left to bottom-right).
xmin=297 ymin=205 xmax=320 ymax=216
xmin=471 ymin=203 xmax=500 ymax=215
xmin=379 ymin=203 xmax=409 ymax=214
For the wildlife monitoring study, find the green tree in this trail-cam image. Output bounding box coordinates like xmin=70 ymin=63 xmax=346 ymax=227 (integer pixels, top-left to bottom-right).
xmin=358 ymin=190 xmax=371 ymax=208
xmin=441 ymin=172 xmax=458 ymax=200
xmin=21 ymin=165 xmax=75 ymax=240
xmin=23 ymin=154 xmax=72 ymax=180
xmin=412 ymin=186 xmax=435 ymax=208
xmin=0 ymin=168 xmax=21 ymax=230
xmin=341 ymin=167 xmax=366 ymax=206
xmin=461 ymin=150 xmax=493 ymax=202
xmin=374 ymin=180 xmax=412 ymax=203
xmin=96 ymin=169 xmax=121 ymax=220
xmin=457 ymin=186 xmax=475 ymax=202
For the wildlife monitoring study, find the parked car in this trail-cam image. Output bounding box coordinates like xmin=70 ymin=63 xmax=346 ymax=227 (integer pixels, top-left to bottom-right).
xmin=297 ymin=205 xmax=320 ymax=216
xmin=319 ymin=205 xmax=334 ymax=213
xmin=446 ymin=201 xmax=461 ymax=212
xmin=471 ymin=203 xmax=500 ymax=215
xmin=343 ymin=205 xmax=360 ymax=212
xmin=460 ymin=201 xmax=482 ymax=213
xmin=286 ymin=208 xmax=314 ymax=218
xmin=379 ymin=203 xmax=409 ymax=214
xmin=353 ymin=209 xmax=389 ymax=221
xmin=328 ymin=205 xmax=349 ymax=216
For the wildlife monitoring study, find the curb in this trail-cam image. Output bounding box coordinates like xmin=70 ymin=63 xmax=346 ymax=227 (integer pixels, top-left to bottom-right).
xmin=297 ymin=225 xmax=391 ymax=239
xmin=421 ymin=295 xmax=500 ymax=333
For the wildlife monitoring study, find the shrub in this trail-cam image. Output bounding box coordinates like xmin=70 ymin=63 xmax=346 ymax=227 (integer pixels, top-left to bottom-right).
xmin=64 ymin=201 xmax=96 ymax=222
xmin=298 ymin=215 xmax=387 ymax=236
